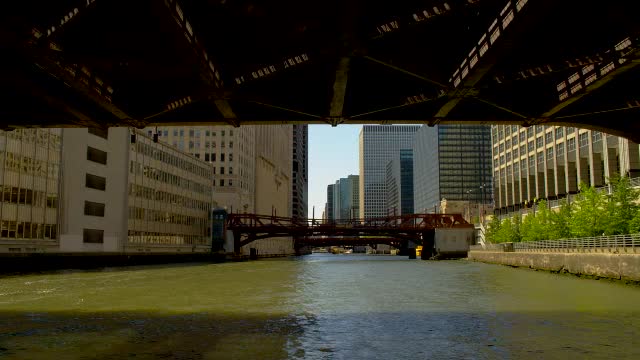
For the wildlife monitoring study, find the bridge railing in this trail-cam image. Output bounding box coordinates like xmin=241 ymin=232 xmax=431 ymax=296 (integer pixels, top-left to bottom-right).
xmin=470 ymin=234 xmax=640 ymax=253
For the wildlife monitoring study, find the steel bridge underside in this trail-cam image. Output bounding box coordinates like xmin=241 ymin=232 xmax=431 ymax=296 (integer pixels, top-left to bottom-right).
xmin=226 ymin=213 xmax=473 ymax=251
xmin=3 ymin=0 xmax=640 ymax=140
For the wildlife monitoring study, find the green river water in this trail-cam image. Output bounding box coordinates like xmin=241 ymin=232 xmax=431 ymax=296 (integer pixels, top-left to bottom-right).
xmin=0 ymin=254 xmax=638 ymax=359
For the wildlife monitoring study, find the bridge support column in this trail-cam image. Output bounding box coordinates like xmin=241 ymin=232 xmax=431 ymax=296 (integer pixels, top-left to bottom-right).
xmin=233 ymin=231 xmax=241 ymax=255
xmin=421 ymin=230 xmax=435 ymax=260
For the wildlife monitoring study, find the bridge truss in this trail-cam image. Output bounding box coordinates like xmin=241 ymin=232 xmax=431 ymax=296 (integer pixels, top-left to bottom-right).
xmin=226 ymin=213 xmax=473 ymax=254
xmin=2 ymin=0 xmax=640 ymax=140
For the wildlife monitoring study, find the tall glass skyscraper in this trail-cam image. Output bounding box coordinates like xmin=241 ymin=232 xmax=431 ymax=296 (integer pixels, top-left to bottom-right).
xmin=413 ymin=125 xmax=493 ymax=213
xmin=359 ymin=125 xmax=420 ymax=219
xmin=386 ymin=149 xmax=414 ymax=216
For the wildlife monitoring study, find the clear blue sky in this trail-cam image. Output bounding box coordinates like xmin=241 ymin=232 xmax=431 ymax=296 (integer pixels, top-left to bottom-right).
xmin=307 ymin=125 xmax=362 ymax=219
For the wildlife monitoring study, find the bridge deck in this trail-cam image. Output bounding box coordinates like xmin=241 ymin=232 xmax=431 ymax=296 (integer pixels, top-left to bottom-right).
xmin=2 ymin=0 xmax=640 ymax=139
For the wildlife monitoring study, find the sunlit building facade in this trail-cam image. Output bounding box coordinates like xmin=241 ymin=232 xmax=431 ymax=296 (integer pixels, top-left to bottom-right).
xmin=386 ymin=149 xmax=414 ymax=216
xmin=0 ymin=129 xmax=62 ymax=252
xmin=413 ymin=125 xmax=493 ymax=214
xmin=359 ymin=125 xmax=420 ymax=219
xmin=491 ymin=124 xmax=640 ymax=214
xmin=145 ymin=125 xmax=255 ymax=214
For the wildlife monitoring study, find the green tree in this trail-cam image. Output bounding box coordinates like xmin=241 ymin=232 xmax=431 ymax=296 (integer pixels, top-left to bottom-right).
xmin=510 ymin=214 xmax=522 ymax=242
xmin=629 ymin=210 xmax=640 ymax=234
xmin=534 ymin=199 xmax=555 ymax=240
xmin=550 ymin=199 xmax=572 ymax=239
xmin=494 ymin=217 xmax=515 ymax=243
xmin=486 ymin=215 xmax=502 ymax=243
xmin=569 ymin=182 xmax=609 ymax=237
xmin=604 ymin=174 xmax=640 ymax=235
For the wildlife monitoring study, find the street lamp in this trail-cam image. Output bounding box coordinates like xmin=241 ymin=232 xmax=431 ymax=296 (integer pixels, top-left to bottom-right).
xmin=480 ymin=183 xmax=486 ymax=223
xmin=465 ymin=189 xmax=474 ymax=221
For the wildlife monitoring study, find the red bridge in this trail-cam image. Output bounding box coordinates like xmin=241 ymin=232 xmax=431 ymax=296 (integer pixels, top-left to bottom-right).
xmin=226 ymin=213 xmax=474 ymax=257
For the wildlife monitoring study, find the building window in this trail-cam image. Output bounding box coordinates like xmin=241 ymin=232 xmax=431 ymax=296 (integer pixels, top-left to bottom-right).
xmin=229 ymin=154 xmax=233 ymax=162
xmin=195 ymin=129 xmax=200 ymax=137
xmin=555 ymin=128 xmax=564 ymax=138
xmin=88 ymin=127 xmax=108 ymax=139
xmin=84 ymin=201 xmax=105 ymax=217
xmin=206 ymin=130 xmax=210 ymax=136
xmin=537 ymin=152 xmax=544 ymax=165
xmin=221 ymin=130 xmax=225 ymax=136
xmin=173 ymin=129 xmax=178 ymax=136
xmin=189 ymin=129 xmax=194 ymax=137
xmin=229 ymin=141 xmax=233 ymax=148
xmin=189 ymin=141 xmax=194 ymax=149
xmin=579 ymin=133 xmax=589 ymax=148
xmin=557 ymin=142 xmax=565 ymax=157
xmin=219 ymin=179 xmax=224 ymax=187
xmin=568 ymin=137 xmax=576 ymax=151
xmin=86 ymin=173 xmax=106 ymax=191
xmin=221 ymin=153 xmax=225 ymax=162
xmin=545 ymin=132 xmax=553 ymax=143
xmin=87 ymin=147 xmax=107 ymax=165
xmin=547 ymin=147 xmax=554 ymax=160
xmin=229 ymin=167 xmax=233 ymax=175
xmin=83 ymin=228 xmax=104 ymax=243
xmin=205 ymin=153 xmax=210 ymax=161
xmin=536 ymin=136 xmax=543 ymax=148
xmin=220 ymin=167 xmax=225 ymax=175
xmin=211 ymin=153 xmax=216 ymax=162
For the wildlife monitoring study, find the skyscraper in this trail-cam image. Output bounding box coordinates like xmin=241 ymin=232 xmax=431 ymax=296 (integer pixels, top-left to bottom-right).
xmin=386 ymin=149 xmax=414 ymax=216
xmin=332 ymin=175 xmax=359 ymax=221
xmin=359 ymin=125 xmax=420 ymax=219
xmin=291 ymin=125 xmax=308 ymax=219
xmin=326 ymin=184 xmax=335 ymax=222
xmin=413 ymin=125 xmax=493 ymax=214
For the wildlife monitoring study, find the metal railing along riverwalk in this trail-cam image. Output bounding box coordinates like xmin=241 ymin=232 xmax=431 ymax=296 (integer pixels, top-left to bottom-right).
xmin=470 ymin=234 xmax=640 ymax=254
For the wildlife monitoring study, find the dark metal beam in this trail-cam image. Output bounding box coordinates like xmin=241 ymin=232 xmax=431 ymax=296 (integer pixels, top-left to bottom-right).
xmin=543 ymin=49 xmax=640 ymax=118
xmin=329 ymin=57 xmax=351 ymax=120
xmin=363 ymin=55 xmax=449 ymax=88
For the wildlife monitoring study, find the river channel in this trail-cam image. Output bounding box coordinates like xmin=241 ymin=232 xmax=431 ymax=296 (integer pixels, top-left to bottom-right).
xmin=0 ymin=254 xmax=639 ymax=359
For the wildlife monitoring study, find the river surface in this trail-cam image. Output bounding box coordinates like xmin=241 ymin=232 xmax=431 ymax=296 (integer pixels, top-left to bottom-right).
xmin=0 ymin=254 xmax=639 ymax=359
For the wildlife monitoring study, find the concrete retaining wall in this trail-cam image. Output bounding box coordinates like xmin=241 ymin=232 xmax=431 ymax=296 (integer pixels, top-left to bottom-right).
xmin=468 ymin=251 xmax=640 ymax=282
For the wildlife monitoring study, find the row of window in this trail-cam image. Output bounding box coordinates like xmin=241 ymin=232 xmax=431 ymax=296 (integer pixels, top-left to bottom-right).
xmin=127 ymin=231 xmax=209 ymax=246
xmin=129 ymin=162 xmax=211 ymax=195
xmin=1 ymin=152 xmax=60 ymax=178
xmin=129 ymin=206 xmax=209 ymax=227
xmin=173 ymin=141 xmax=233 ymax=149
xmin=0 ymin=186 xmax=58 ymax=208
xmin=0 ymin=220 xmax=57 ymax=240
xmin=151 ymin=129 xmax=233 ymax=138
xmin=132 ymin=141 xmax=211 ymax=178
xmin=494 ymin=134 xmax=602 ymax=167
xmin=3 ymin=129 xmax=61 ymax=149
xmin=129 ymin=184 xmax=210 ymax=211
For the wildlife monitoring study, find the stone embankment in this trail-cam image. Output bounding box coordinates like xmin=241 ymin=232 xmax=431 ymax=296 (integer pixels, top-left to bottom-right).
xmin=468 ymin=251 xmax=640 ymax=283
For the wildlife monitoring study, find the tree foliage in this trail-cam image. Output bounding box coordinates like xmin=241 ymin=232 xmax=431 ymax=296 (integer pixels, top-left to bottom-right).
xmin=485 ymin=177 xmax=640 ymax=243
